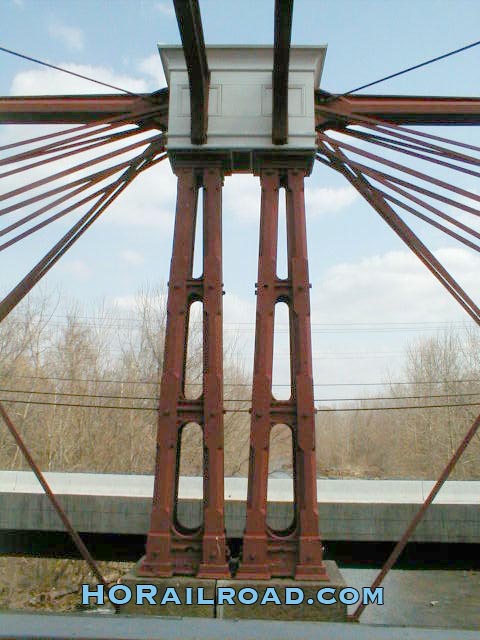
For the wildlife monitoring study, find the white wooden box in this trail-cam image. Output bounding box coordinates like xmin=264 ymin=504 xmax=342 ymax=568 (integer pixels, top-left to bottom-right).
xmin=159 ymin=45 xmax=327 ymax=151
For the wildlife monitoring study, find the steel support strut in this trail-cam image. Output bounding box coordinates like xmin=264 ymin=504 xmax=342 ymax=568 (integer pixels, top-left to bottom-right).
xmin=139 ymin=166 xmax=229 ymax=578
xmin=237 ymin=168 xmax=328 ymax=580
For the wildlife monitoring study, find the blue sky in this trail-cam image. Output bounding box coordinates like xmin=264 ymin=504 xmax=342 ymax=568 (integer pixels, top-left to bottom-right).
xmin=0 ymin=0 xmax=479 ymax=396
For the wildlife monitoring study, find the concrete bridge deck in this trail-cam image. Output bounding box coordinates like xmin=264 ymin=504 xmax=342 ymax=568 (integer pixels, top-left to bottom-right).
xmin=2 ymin=612 xmax=479 ymax=640
xmin=0 ymin=471 xmax=478 ymax=542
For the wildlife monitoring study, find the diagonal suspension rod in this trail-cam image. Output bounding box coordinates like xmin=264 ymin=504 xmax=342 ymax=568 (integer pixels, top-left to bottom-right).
xmin=0 ymin=157 xmax=135 ymax=218
xmin=0 ymin=135 xmax=162 ymax=204
xmin=0 ymin=100 xmax=165 ymax=150
xmin=0 ymin=161 xmax=133 ymax=237
xmin=317 ymin=145 xmax=480 ymax=324
xmin=318 ymin=150 xmax=480 ymax=218
xmin=0 ymin=121 xmax=141 ymax=167
xmin=366 ymin=174 xmax=480 ymax=241
xmin=0 ymin=127 xmax=143 ymax=180
xmin=317 ymin=101 xmax=480 ymax=154
xmin=318 ymin=131 xmax=480 ymax=204
xmin=375 ymin=187 xmax=480 ymax=252
xmin=0 ymin=402 xmax=111 ymax=593
xmin=0 ymin=141 xmax=165 ymax=322
xmin=339 ymin=128 xmax=480 ymax=178
xmin=0 ymin=163 xmax=158 ymax=252
xmin=335 ymin=126 xmax=479 ymax=164
xmin=317 ymin=149 xmax=480 ymax=243
xmin=350 ymin=411 xmax=480 ymax=621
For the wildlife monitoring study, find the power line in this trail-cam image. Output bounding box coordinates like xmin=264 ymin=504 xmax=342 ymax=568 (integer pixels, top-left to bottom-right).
xmin=1 ymin=397 xmax=478 ymax=413
xmin=316 ymin=402 xmax=480 ymax=413
xmin=15 ymin=315 xmax=474 ymax=327
xmin=3 ymin=373 xmax=480 ymax=387
xmin=1 ymin=387 xmax=479 ymax=404
xmin=0 ymin=45 xmax=148 ymax=99
xmin=338 ymin=38 xmax=480 ymax=96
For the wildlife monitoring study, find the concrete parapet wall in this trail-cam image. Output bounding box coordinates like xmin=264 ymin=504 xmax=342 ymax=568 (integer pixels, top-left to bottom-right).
xmin=0 ymin=471 xmax=478 ymax=543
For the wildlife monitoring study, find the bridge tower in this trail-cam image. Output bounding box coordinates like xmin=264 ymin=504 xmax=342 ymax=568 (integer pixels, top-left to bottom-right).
xmin=137 ymin=44 xmax=330 ymax=580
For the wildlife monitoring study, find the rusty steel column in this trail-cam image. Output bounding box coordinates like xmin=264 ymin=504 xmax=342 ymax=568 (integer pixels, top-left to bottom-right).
xmin=139 ymin=167 xmax=199 ymax=577
xmin=237 ymin=167 xmax=328 ymax=580
xmin=139 ymin=165 xmax=229 ymax=578
xmin=286 ymin=169 xmax=328 ymax=580
xmin=237 ymin=170 xmax=280 ymax=579
xmin=198 ymin=168 xmax=230 ymax=578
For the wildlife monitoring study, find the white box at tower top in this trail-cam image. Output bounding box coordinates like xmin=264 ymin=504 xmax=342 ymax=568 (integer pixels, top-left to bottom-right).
xmin=159 ymin=45 xmax=327 ymax=151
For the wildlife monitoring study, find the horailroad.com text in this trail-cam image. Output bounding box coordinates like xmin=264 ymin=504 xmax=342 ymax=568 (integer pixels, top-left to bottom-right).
xmin=82 ymin=584 xmax=384 ymax=606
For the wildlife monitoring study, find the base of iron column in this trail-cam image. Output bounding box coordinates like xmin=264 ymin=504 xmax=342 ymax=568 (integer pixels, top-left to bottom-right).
xmin=219 ymin=562 xmax=347 ymax=621
xmin=117 ymin=560 xmax=346 ymax=621
xmin=118 ymin=562 xmax=216 ymax=617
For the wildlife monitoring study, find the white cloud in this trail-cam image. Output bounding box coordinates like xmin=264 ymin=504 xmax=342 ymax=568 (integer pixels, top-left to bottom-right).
xmin=224 ymin=292 xmax=256 ymax=327
xmin=9 ymin=53 xmax=167 ymax=97
xmin=305 ymin=184 xmax=358 ymax=217
xmin=101 ymin=159 xmax=177 ymax=230
xmin=48 ymin=23 xmax=85 ymax=52
xmin=312 ymin=247 xmax=480 ymax=324
xmin=155 ymin=2 xmax=175 ymax=17
xmin=223 ymin=174 xmax=261 ymax=223
xmin=137 ymin=54 xmax=167 ymax=90
xmin=120 ymin=249 xmax=145 ymax=266
xmin=60 ymin=259 xmax=92 ymax=281
xmin=222 ymin=178 xmax=358 ymax=224
xmin=10 ymin=64 xmax=148 ymax=95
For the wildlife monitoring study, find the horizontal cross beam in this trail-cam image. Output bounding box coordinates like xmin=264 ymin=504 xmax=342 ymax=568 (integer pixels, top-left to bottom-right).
xmin=173 ymin=0 xmax=210 ymax=145
xmin=1 ymin=92 xmax=479 ymax=128
xmin=0 ymin=92 xmax=168 ymax=125
xmin=272 ymin=0 xmax=294 ymax=145
xmin=316 ymin=92 xmax=480 ymax=126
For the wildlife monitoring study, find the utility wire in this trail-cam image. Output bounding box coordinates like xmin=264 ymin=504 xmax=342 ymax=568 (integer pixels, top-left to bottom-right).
xmin=0 ymin=45 xmax=149 ymax=99
xmin=3 ymin=373 xmax=480 ymax=387
xmin=1 ymin=397 xmax=479 ymax=413
xmin=338 ymin=39 xmax=480 ymax=97
xmin=1 ymin=387 xmax=479 ymax=404
xmin=14 ymin=316 xmax=474 ymax=326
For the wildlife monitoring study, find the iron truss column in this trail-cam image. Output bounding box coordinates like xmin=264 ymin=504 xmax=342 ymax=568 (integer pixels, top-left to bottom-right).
xmin=237 ymin=167 xmax=328 ymax=581
xmin=198 ymin=168 xmax=230 ymax=578
xmin=139 ymin=166 xmax=229 ymax=578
